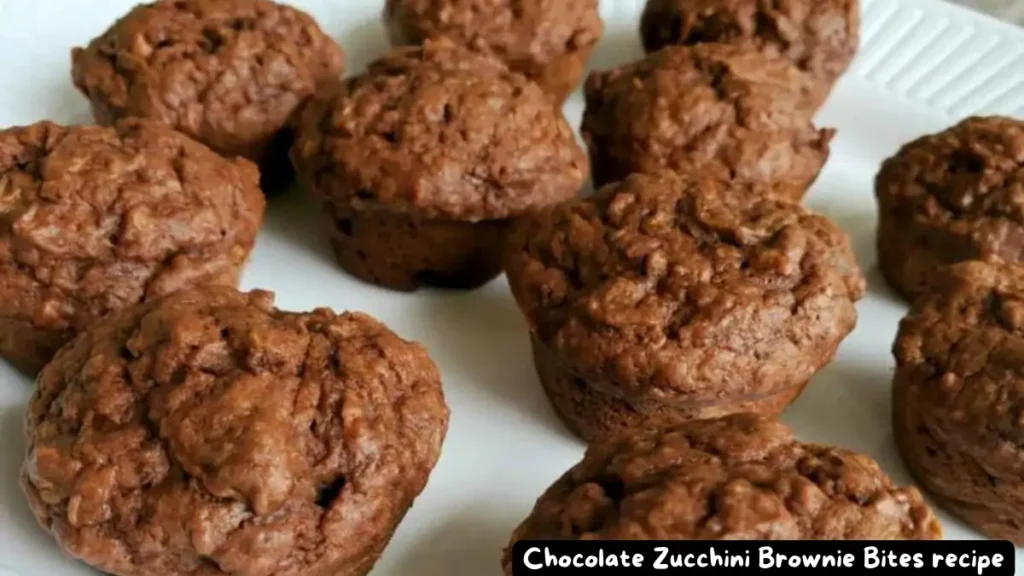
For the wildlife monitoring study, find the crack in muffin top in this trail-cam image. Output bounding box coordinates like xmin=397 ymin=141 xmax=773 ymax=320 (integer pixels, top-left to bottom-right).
xmin=291 ymin=39 xmax=588 ymax=222
xmin=71 ymin=0 xmax=345 ymax=160
xmin=504 ymin=414 xmax=940 ymax=547
xmin=894 ymin=261 xmax=1024 ymax=457
xmin=506 ymin=171 xmax=865 ymax=403
xmin=582 ymin=42 xmax=833 ymax=190
xmin=383 ymin=0 xmax=603 ymax=67
xmin=22 ymin=287 xmax=449 ymax=576
xmin=0 ymin=119 xmax=264 ymax=347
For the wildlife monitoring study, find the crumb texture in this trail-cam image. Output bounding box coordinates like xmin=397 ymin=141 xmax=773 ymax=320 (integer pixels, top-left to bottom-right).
xmin=0 ymin=119 xmax=264 ymax=371
xmin=506 ymin=172 xmax=864 ymax=404
xmin=22 ymin=287 xmax=449 ymax=576
xmin=582 ymin=43 xmax=832 ymax=189
xmin=505 ymin=414 xmax=940 ymax=553
xmin=291 ymin=40 xmax=587 ymax=221
xmin=72 ymin=0 xmax=345 ymax=160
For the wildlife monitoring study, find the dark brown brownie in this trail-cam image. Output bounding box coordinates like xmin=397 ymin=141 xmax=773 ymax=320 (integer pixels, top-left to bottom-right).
xmin=503 ymin=414 xmax=941 ymax=572
xmin=22 ymin=286 xmax=449 ymax=576
xmin=71 ymin=0 xmax=345 ymax=192
xmin=292 ymin=39 xmax=588 ymax=291
xmin=876 ymin=116 xmax=1024 ymax=302
xmin=582 ymin=42 xmax=833 ymax=190
xmin=383 ymin=0 xmax=603 ymax=106
xmin=640 ymin=0 xmax=859 ymax=108
xmin=505 ymin=171 xmax=865 ymax=441
xmin=893 ymin=261 xmax=1024 ymax=544
xmin=0 ymin=119 xmax=264 ymax=374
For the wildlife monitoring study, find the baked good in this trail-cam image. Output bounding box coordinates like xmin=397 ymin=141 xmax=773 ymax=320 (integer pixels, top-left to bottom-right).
xmin=502 ymin=413 xmax=941 ymax=572
xmin=21 ymin=286 xmax=449 ymax=576
xmin=0 ymin=119 xmax=264 ymax=374
xmin=71 ymin=0 xmax=345 ymax=193
xmin=383 ymin=0 xmax=603 ymax=106
xmin=505 ymin=171 xmax=865 ymax=441
xmin=893 ymin=260 xmax=1024 ymax=543
xmin=582 ymin=43 xmax=833 ymax=191
xmin=876 ymin=115 xmax=1024 ymax=302
xmin=292 ymin=39 xmax=588 ymax=291
xmin=639 ymin=0 xmax=859 ymax=108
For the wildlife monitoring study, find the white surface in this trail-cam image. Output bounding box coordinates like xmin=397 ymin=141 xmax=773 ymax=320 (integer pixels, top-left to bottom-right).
xmin=0 ymin=0 xmax=1023 ymax=574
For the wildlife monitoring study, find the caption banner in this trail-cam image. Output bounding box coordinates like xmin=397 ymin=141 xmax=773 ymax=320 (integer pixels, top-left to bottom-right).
xmin=511 ymin=541 xmax=1014 ymax=575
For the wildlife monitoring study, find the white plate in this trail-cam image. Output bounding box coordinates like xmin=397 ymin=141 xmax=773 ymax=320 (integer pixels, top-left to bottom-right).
xmin=1 ymin=0 xmax=1023 ymax=574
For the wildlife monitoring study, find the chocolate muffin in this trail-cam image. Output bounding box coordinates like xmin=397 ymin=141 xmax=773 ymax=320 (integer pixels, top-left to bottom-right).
xmin=582 ymin=42 xmax=833 ymax=191
xmin=893 ymin=260 xmax=1024 ymax=543
xmin=71 ymin=0 xmax=345 ymax=192
xmin=505 ymin=171 xmax=865 ymax=441
xmin=503 ymin=413 xmax=941 ymax=572
xmin=0 ymin=119 xmax=264 ymax=374
xmin=876 ymin=116 xmax=1024 ymax=302
xmin=22 ymin=286 xmax=449 ymax=576
xmin=383 ymin=0 xmax=603 ymax=106
xmin=640 ymin=0 xmax=859 ymax=108
xmin=292 ymin=39 xmax=588 ymax=292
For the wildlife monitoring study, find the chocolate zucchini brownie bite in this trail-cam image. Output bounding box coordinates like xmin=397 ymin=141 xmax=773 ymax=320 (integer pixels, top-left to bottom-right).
xmin=505 ymin=171 xmax=865 ymax=441
xmin=22 ymin=286 xmax=449 ymax=576
xmin=383 ymin=0 xmax=603 ymax=106
xmin=292 ymin=39 xmax=588 ymax=291
xmin=71 ymin=0 xmax=345 ymax=192
xmin=582 ymin=42 xmax=833 ymax=191
xmin=893 ymin=261 xmax=1024 ymax=543
xmin=503 ymin=414 xmax=941 ymax=573
xmin=876 ymin=116 xmax=1024 ymax=302
xmin=0 ymin=119 xmax=264 ymax=374
xmin=640 ymin=0 xmax=859 ymax=108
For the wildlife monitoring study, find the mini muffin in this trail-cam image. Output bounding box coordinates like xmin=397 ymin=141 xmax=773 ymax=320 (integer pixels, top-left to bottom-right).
xmin=502 ymin=413 xmax=940 ymax=572
xmin=383 ymin=0 xmax=603 ymax=106
xmin=876 ymin=116 xmax=1024 ymax=302
xmin=22 ymin=286 xmax=449 ymax=576
xmin=505 ymin=171 xmax=865 ymax=441
xmin=71 ymin=0 xmax=345 ymax=192
xmin=640 ymin=0 xmax=859 ymax=108
xmin=893 ymin=260 xmax=1024 ymax=544
xmin=292 ymin=39 xmax=588 ymax=292
xmin=582 ymin=42 xmax=833 ymax=191
xmin=0 ymin=119 xmax=264 ymax=374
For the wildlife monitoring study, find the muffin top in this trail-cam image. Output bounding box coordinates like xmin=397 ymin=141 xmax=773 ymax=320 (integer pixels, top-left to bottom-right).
xmin=22 ymin=286 xmax=449 ymax=576
xmin=0 ymin=119 xmax=264 ymax=344
xmin=291 ymin=39 xmax=588 ymax=222
xmin=640 ymin=0 xmax=858 ymax=104
xmin=383 ymin=0 xmax=603 ymax=68
xmin=895 ymin=261 xmax=1024 ymax=454
xmin=71 ymin=0 xmax=345 ymax=160
xmin=506 ymin=171 xmax=865 ymax=404
xmin=582 ymin=42 xmax=832 ymax=190
xmin=876 ymin=116 xmax=1024 ymax=263
xmin=505 ymin=414 xmax=941 ymax=547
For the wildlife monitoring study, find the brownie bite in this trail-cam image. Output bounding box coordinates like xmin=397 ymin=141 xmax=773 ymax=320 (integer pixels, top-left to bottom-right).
xmin=640 ymin=0 xmax=859 ymax=108
xmin=71 ymin=0 xmax=345 ymax=192
xmin=22 ymin=286 xmax=449 ymax=576
xmin=582 ymin=43 xmax=833 ymax=191
xmin=383 ymin=0 xmax=603 ymax=106
xmin=505 ymin=171 xmax=865 ymax=441
xmin=876 ymin=116 xmax=1024 ymax=302
xmin=0 ymin=119 xmax=264 ymax=374
xmin=503 ymin=413 xmax=941 ymax=572
xmin=893 ymin=261 xmax=1024 ymax=543
xmin=292 ymin=39 xmax=588 ymax=292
